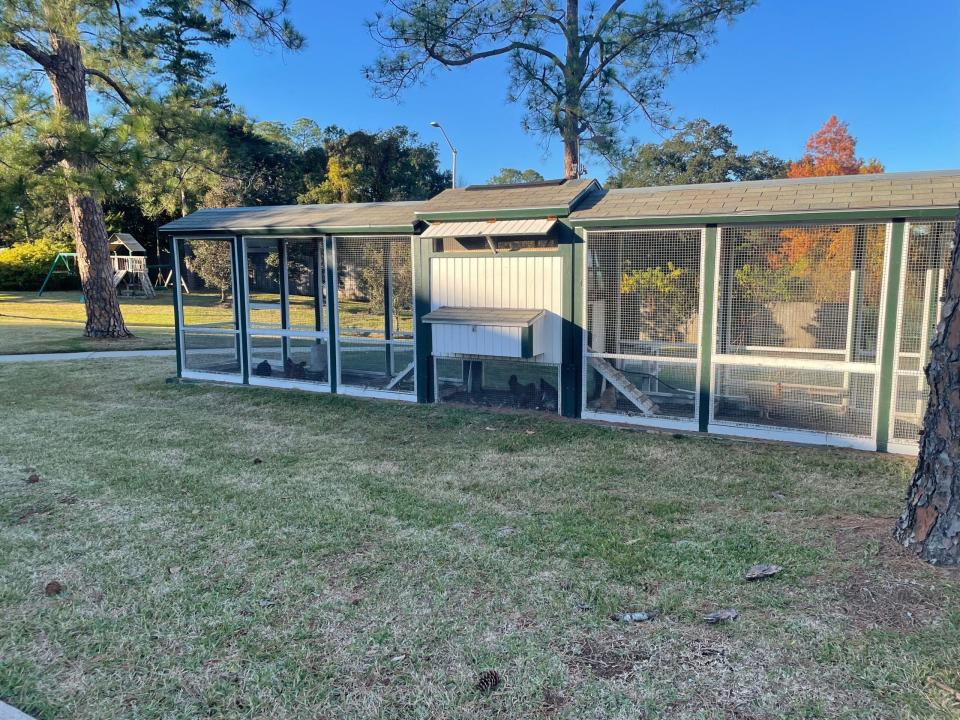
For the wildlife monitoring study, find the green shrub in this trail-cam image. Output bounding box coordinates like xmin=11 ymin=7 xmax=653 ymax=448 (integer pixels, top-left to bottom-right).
xmin=0 ymin=237 xmax=76 ymax=290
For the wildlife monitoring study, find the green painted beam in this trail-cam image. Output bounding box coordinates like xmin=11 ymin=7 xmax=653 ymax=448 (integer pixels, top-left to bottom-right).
xmin=698 ymin=225 xmax=719 ymax=433
xmin=170 ymin=238 xmax=183 ymax=377
xmin=571 ymin=207 xmax=957 ymax=229
xmin=415 ymin=207 xmax=570 ymax=222
xmin=569 ymin=226 xmax=586 ymax=418
xmin=158 ymin=226 xmax=418 ymax=238
xmin=875 ymin=219 xmax=906 ymax=452
xmin=413 ymin=236 xmax=433 ymax=402
xmin=232 ymin=235 xmax=250 ymax=384
xmin=325 ymin=236 xmax=339 ymax=394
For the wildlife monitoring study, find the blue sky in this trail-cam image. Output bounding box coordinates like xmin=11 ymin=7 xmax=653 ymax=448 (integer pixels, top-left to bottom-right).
xmin=212 ymin=0 xmax=960 ymax=185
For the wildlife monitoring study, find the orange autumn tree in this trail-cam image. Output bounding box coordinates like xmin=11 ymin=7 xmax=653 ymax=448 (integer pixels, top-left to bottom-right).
xmin=764 ymin=117 xmax=886 ymax=304
xmin=787 ymin=115 xmax=885 ymax=179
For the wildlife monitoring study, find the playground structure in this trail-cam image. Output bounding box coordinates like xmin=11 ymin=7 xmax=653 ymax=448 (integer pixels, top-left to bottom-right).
xmin=38 ymin=233 xmax=159 ymax=298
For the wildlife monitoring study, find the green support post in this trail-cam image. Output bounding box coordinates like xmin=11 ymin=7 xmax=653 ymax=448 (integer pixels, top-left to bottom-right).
xmin=383 ymin=238 xmax=394 ymax=378
xmin=563 ymin=225 xmax=584 ymax=418
xmin=875 ymin=219 xmax=905 ymax=452
xmin=168 ymin=236 xmax=183 ymax=377
xmin=698 ymin=225 xmax=719 ymax=433
xmin=325 ymin=236 xmax=339 ymax=393
xmin=233 ymin=235 xmax=250 ymax=384
xmin=413 ymin=235 xmax=433 ymax=403
xmin=278 ymin=239 xmax=289 ymax=365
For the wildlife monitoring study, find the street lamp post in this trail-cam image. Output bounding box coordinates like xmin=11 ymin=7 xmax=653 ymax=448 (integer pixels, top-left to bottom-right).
xmin=430 ymin=121 xmax=458 ymax=189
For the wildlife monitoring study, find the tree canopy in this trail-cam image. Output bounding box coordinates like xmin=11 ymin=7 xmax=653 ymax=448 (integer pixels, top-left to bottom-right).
xmin=787 ymin=116 xmax=884 ymax=178
xmin=487 ymin=168 xmax=547 ymax=185
xmin=366 ymin=0 xmax=755 ymax=178
xmin=608 ymin=118 xmax=786 ymax=188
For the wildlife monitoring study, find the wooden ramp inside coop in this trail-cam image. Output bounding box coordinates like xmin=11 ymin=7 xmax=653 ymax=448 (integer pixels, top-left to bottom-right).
xmin=589 ymin=354 xmax=660 ymax=416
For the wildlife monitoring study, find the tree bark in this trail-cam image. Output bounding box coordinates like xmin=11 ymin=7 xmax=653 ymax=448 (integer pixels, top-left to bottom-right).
xmin=44 ymin=30 xmax=129 ymax=338
xmin=894 ymin=214 xmax=960 ymax=564
xmin=562 ymin=0 xmax=580 ymax=179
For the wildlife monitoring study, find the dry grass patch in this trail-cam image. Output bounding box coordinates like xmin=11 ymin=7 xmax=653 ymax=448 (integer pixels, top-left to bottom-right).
xmin=1 ymin=358 xmax=959 ymax=719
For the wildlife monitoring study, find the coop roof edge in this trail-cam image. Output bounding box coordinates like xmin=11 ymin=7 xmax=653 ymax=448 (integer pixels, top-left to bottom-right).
xmin=570 ymin=169 xmax=960 ymax=222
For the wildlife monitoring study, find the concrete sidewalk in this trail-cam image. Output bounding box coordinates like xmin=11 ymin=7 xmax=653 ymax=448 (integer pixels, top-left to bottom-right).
xmin=0 ymin=349 xmax=175 ymax=363
xmin=0 ymin=701 xmax=34 ymax=720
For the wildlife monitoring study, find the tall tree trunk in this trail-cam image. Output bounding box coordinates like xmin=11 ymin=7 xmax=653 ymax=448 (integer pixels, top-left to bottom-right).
xmin=894 ymin=214 xmax=960 ymax=565
xmin=562 ymin=0 xmax=580 ymax=180
xmin=45 ymin=32 xmax=129 ymax=338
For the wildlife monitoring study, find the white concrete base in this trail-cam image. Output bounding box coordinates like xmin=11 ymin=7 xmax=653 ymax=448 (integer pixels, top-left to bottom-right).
xmin=0 ymin=349 xmax=175 ymax=363
xmin=0 ymin=701 xmax=35 ymax=720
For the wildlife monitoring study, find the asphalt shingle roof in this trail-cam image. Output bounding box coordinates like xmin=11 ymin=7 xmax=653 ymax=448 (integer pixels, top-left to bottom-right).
xmin=417 ymin=179 xmax=598 ymax=216
xmin=160 ymin=201 xmax=424 ymax=233
xmin=569 ymin=170 xmax=960 ymax=221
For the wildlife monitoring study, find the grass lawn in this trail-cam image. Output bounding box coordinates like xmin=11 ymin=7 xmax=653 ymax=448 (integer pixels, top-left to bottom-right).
xmin=0 ymin=291 xmax=177 ymax=354
xmin=1 ymin=359 xmax=958 ymax=719
xmin=0 ymin=291 xmax=404 ymax=355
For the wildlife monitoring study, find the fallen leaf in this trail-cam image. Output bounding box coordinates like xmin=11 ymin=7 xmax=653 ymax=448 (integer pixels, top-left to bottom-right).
xmin=611 ymin=610 xmax=659 ymax=623
xmin=27 ymin=472 xmax=41 ymax=484
xmin=44 ymin=580 xmax=63 ymax=596
xmin=704 ymin=608 xmax=738 ymax=624
xmin=745 ymin=564 xmax=782 ymax=581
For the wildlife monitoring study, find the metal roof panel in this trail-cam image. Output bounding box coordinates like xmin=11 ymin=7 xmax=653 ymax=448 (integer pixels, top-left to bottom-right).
xmin=421 ymin=218 xmax=557 ymax=238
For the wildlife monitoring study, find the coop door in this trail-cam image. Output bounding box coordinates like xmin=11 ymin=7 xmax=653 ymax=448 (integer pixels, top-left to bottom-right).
xmin=584 ymin=228 xmax=703 ymax=423
xmin=334 ymin=236 xmax=415 ymax=395
xmin=244 ymin=237 xmax=330 ymax=387
xmin=175 ymin=237 xmax=242 ymax=379
xmin=712 ymin=222 xmax=888 ymax=440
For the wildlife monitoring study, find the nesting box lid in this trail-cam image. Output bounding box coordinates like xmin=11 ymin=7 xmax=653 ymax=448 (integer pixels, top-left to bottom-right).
xmin=423 ymin=306 xmax=545 ymax=327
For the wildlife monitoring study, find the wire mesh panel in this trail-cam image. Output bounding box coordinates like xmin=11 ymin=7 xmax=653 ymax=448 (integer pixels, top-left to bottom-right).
xmin=891 ymin=219 xmax=956 ymax=443
xmin=177 ymin=238 xmax=240 ymax=376
xmin=713 ymin=223 xmax=888 ymax=439
xmin=245 ymin=238 xmax=329 ymax=386
xmin=713 ymin=364 xmax=876 ymax=437
xmin=335 ymin=236 xmax=414 ymax=393
xmin=436 ymin=357 xmax=560 ymax=413
xmin=584 ymin=228 xmax=702 ymax=421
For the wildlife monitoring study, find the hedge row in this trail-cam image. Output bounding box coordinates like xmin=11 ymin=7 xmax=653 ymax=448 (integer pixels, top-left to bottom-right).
xmin=0 ymin=238 xmax=77 ymax=291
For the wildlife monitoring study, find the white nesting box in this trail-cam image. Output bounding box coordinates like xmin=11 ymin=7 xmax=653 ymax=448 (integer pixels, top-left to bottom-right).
xmin=428 ymin=255 xmax=565 ymax=363
xmin=424 ymin=307 xmax=547 ymax=359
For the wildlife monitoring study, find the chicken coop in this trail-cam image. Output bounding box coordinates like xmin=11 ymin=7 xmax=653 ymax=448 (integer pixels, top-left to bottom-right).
xmin=160 ymin=170 xmax=958 ymax=454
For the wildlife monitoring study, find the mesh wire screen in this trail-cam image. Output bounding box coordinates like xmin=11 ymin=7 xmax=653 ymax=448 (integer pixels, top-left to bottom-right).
xmin=891 ymin=219 xmax=956 ymax=442
xmin=335 ymin=236 xmax=413 ymax=338
xmin=585 ymin=229 xmax=702 ymax=421
xmin=712 ymin=223 xmax=888 ymax=439
xmin=713 ymin=364 xmax=876 ymax=437
xmin=717 ymin=223 xmax=887 ymax=361
xmin=334 ymin=236 xmax=414 ymax=393
xmin=285 ymin=239 xmax=325 ymax=332
xmin=436 ymin=358 xmax=560 ymax=413
xmin=182 ymin=331 xmax=240 ymax=374
xmin=179 ymin=239 xmax=236 ymax=328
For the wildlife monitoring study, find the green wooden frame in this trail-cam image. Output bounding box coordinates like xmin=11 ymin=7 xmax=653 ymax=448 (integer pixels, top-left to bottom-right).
xmin=875 ymin=219 xmax=906 ymax=452
xmin=698 ymin=226 xmax=719 ymax=433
